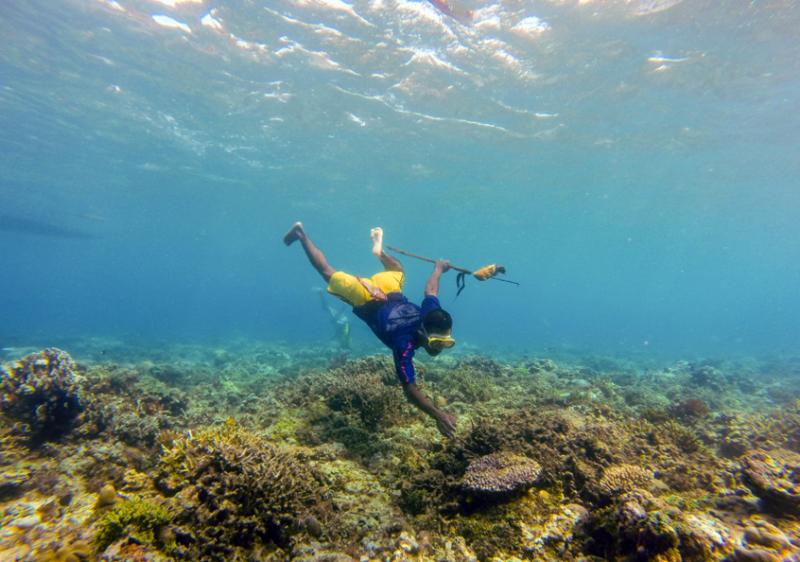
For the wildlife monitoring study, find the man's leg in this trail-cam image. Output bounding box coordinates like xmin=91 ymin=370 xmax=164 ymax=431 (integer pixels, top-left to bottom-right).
xmin=284 ymin=222 xmax=336 ymax=281
xmin=379 ymin=251 xmax=403 ymax=272
xmin=370 ymin=227 xmax=403 ymax=272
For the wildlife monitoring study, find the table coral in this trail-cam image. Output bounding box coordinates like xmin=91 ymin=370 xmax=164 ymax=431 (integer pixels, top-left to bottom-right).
xmin=0 ymin=348 xmax=83 ymax=440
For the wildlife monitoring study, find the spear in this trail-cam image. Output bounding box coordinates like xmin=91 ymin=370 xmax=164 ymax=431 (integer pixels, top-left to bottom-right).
xmin=385 ymin=245 xmax=520 ymax=295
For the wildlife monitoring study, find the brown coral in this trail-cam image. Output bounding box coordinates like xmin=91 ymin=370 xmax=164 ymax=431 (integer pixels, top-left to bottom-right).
xmin=598 ymin=464 xmax=654 ymax=497
xmin=669 ymin=398 xmax=710 ymax=422
xmin=461 ymin=452 xmax=542 ymax=496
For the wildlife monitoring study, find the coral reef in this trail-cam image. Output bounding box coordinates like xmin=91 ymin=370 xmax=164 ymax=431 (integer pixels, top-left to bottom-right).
xmin=77 ymin=363 xmax=187 ymax=449
xmin=0 ymin=348 xmax=83 ymax=441
xmin=2 ymin=343 xmax=800 ymax=561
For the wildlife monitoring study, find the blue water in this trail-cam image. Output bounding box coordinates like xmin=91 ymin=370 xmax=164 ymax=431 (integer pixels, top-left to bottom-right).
xmin=1 ymin=0 xmax=798 ymax=358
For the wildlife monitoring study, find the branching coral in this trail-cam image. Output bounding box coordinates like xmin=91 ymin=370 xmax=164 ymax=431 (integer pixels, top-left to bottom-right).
xmin=158 ymin=421 xmax=324 ymax=559
xmin=0 ymin=348 xmax=83 ymax=440
xmin=660 ymin=420 xmax=703 ymax=454
xmin=273 ymin=355 xmax=407 ymax=437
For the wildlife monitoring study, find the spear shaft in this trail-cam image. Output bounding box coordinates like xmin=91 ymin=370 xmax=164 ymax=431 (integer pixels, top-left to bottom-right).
xmin=385 ymin=245 xmax=519 ymax=286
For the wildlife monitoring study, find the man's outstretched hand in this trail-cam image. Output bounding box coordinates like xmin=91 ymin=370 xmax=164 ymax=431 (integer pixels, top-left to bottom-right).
xmin=435 ymin=410 xmax=457 ymax=438
xmin=435 ymin=259 xmax=451 ymax=273
xmin=404 ymin=383 xmax=457 ymax=437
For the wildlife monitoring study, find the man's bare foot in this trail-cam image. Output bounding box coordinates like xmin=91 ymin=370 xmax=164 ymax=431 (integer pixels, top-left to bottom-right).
xmin=370 ymin=227 xmax=383 ymax=257
xmin=283 ymin=221 xmax=304 ymax=245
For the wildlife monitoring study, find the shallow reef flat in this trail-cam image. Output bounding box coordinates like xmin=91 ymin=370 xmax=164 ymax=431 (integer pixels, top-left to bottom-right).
xmin=1 ymin=343 xmax=800 ymax=561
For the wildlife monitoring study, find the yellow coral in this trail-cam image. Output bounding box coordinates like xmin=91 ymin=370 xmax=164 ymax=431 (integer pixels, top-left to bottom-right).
xmin=92 ymin=497 xmax=172 ymax=552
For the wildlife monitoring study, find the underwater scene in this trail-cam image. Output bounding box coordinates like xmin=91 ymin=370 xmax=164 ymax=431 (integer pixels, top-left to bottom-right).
xmin=2 ymin=0 xmax=800 ymax=561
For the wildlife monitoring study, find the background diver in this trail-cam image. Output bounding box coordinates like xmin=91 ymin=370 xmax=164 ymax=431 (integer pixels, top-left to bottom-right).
xmin=313 ymin=286 xmax=352 ymax=350
xmin=284 ymin=222 xmax=458 ymax=438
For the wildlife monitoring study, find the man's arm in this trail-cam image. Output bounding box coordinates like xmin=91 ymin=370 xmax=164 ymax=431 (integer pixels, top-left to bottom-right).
xmin=424 ymin=259 xmax=451 ymax=297
xmin=403 ymin=383 xmax=457 ymax=438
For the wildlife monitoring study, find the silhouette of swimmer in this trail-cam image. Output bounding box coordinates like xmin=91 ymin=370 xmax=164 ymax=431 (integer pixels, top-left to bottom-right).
xmin=314 ymin=287 xmax=352 ymax=350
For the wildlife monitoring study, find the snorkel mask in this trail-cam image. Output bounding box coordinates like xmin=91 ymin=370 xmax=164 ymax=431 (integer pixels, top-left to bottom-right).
xmin=421 ymin=326 xmax=456 ymax=351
